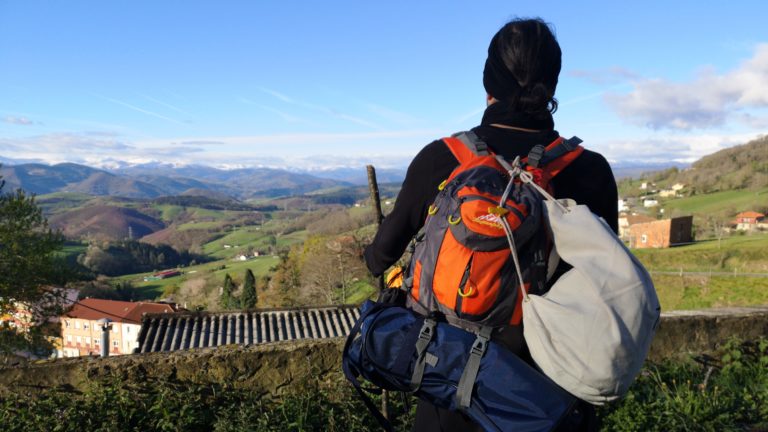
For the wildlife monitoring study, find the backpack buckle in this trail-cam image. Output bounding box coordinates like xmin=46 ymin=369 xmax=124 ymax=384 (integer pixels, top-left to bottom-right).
xmin=527 ymin=145 xmax=546 ymax=168
xmin=470 ymin=337 xmax=488 ymax=357
xmin=418 ymin=319 xmax=436 ymax=342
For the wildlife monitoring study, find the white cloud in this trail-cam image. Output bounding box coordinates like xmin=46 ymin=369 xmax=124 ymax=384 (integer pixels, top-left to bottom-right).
xmin=3 ymin=116 xmax=35 ymax=125
xmin=605 ymin=44 xmax=768 ymax=130
xmin=593 ymin=132 xmax=760 ymax=164
xmin=0 ymin=129 xmax=441 ymax=170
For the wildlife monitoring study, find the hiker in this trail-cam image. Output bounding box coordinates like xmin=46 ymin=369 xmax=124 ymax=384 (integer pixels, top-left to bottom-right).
xmin=363 ymin=17 xmax=618 ymax=432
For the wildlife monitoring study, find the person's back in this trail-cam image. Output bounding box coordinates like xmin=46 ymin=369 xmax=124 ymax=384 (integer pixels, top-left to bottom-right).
xmin=364 ymin=17 xmax=616 ymax=432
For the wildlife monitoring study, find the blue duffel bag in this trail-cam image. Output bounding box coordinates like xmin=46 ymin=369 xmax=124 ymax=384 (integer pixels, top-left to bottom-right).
xmin=342 ymin=300 xmax=577 ymax=432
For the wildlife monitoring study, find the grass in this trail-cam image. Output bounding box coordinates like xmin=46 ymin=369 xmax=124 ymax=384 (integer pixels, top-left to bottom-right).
xmin=176 ymin=220 xmax=224 ymax=231
xmin=598 ymin=338 xmax=768 ymax=431
xmin=36 ymin=192 xmax=97 ymax=215
xmin=660 ymin=187 xmax=768 ymax=216
xmin=632 ymin=234 xmax=768 ymax=273
xmin=652 ymin=274 xmax=768 ymax=311
xmin=2 ymin=339 xmax=766 ymax=431
xmin=115 ymin=255 xmax=279 ymax=301
xmin=632 ymin=233 xmax=768 ymax=311
xmin=152 ymin=204 xmax=185 ymax=222
xmin=344 ymin=279 xmax=377 ymax=305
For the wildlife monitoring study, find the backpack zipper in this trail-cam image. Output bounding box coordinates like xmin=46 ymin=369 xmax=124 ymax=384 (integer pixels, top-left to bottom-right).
xmin=455 ymin=256 xmax=473 ymax=316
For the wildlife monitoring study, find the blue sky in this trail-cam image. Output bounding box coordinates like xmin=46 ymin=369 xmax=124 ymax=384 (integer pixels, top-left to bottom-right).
xmin=1 ymin=1 xmax=767 ymax=170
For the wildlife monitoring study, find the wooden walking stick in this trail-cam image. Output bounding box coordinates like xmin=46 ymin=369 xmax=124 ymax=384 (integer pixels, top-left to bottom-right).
xmin=366 ymin=164 xmax=390 ymax=420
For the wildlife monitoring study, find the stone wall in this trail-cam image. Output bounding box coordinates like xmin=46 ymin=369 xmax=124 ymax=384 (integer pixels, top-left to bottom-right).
xmin=2 ymin=306 xmax=767 ymax=396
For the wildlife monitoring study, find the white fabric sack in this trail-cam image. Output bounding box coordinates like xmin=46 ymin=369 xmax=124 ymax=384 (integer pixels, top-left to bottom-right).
xmin=522 ymin=199 xmax=661 ymax=405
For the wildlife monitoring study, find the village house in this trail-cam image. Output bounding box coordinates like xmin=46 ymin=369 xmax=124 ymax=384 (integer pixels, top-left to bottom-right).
xmin=59 ymin=298 xmax=177 ymax=357
xmin=658 ymin=189 xmax=677 ymax=198
xmin=0 ymin=287 xmax=79 ymax=334
xmin=618 ymin=199 xmax=628 ymax=212
xmin=618 ymin=213 xmax=656 ymax=241
xmin=732 ymin=211 xmax=766 ymax=231
xmin=143 ymin=269 xmax=181 ymax=282
xmin=0 ymin=287 xmax=79 ymax=359
xmin=643 ymin=199 xmax=659 ymax=208
xmin=628 ymin=216 xmax=694 ymax=249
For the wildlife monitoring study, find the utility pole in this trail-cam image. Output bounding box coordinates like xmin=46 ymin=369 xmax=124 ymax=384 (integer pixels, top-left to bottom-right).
xmin=366 ymin=164 xmax=389 ymax=420
xmin=98 ymin=318 xmax=112 ymax=358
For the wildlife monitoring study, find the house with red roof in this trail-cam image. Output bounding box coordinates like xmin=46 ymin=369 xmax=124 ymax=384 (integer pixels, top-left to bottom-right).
xmin=59 ymin=298 xmax=177 ymax=357
xmin=732 ymin=211 xmax=766 ymax=231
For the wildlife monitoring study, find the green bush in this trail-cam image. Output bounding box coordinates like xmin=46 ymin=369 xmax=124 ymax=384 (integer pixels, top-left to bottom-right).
xmin=598 ymin=338 xmax=768 ymax=431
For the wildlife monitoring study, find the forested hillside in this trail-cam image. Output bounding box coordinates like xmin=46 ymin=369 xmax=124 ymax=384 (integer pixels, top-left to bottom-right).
xmin=621 ymin=135 xmax=768 ymax=195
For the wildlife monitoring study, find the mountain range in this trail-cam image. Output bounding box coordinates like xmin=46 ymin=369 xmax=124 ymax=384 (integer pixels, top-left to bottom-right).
xmin=0 ymin=154 xmax=687 ymax=201
xmin=0 ymin=162 xmax=358 ymax=200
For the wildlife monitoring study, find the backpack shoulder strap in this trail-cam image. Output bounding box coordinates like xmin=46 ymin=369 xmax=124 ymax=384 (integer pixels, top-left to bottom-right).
xmin=443 ymin=131 xmax=491 ymax=164
xmin=525 ymin=136 xmax=585 ymax=178
xmin=543 ymin=136 xmax=584 ymax=178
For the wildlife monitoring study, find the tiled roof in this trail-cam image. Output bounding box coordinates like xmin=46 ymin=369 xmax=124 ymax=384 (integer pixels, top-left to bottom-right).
xmin=136 ymin=305 xmax=361 ymax=353
xmin=735 ymin=211 xmax=765 ymax=219
xmin=65 ymin=298 xmax=176 ymax=324
xmin=622 ymin=214 xmax=656 ymax=225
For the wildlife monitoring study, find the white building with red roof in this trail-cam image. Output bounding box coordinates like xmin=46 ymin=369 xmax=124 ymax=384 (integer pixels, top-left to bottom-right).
xmin=732 ymin=211 xmax=766 ymax=231
xmin=59 ymin=298 xmax=177 ymax=357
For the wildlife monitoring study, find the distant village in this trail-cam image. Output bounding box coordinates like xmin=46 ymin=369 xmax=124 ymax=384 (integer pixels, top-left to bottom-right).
xmin=619 ymin=182 xmax=765 ymax=249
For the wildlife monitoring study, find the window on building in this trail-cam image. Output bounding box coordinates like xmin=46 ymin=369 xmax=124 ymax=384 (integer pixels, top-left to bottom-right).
xmin=66 ymin=335 xmax=72 ymax=343
xmin=94 ymin=338 xmax=100 ymax=345
xmin=113 ymin=340 xmax=119 ymax=347
xmin=85 ymin=337 xmax=91 ymax=344
xmin=126 ymin=326 xmax=131 ymax=333
xmin=64 ymin=320 xmax=70 ymax=328
xmin=74 ymin=321 xmax=80 ymax=329
xmin=83 ymin=323 xmax=88 ymax=330
xmin=641 ymin=234 xmax=648 ymax=244
xmin=76 ymin=336 xmax=82 ymax=344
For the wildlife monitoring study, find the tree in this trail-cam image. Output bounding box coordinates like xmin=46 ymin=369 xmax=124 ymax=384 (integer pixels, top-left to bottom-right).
xmin=241 ymin=269 xmax=257 ymax=310
xmin=0 ymin=175 xmax=69 ymax=356
xmin=219 ymin=273 xmax=237 ymax=310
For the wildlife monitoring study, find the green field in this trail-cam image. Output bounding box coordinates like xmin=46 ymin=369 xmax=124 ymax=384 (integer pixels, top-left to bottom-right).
xmin=115 ymin=255 xmax=279 ymax=302
xmin=633 ymin=234 xmax=768 ymax=273
xmin=632 ymin=233 xmax=768 ymax=311
xmin=660 ymin=187 xmax=768 ymax=216
xmin=153 ymin=204 xmax=185 ymax=222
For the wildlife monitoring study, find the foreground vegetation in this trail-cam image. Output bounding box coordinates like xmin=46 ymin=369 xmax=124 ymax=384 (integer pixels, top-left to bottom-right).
xmin=1 ymin=339 xmax=765 ymax=431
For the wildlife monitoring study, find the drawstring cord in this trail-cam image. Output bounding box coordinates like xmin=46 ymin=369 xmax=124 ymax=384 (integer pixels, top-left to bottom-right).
xmin=496 ymin=157 xmax=571 ymax=302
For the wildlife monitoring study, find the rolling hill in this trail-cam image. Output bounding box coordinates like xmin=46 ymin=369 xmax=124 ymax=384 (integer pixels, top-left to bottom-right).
xmin=48 ymin=205 xmax=165 ymax=241
xmin=621 ymin=135 xmax=768 ymax=195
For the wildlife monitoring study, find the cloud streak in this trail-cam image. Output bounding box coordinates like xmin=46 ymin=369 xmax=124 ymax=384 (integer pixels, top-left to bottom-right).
xmin=605 ymin=43 xmax=768 ymax=130
xmin=258 ymin=87 xmax=383 ymax=129
xmin=94 ymin=94 xmax=186 ymax=125
xmin=139 ymin=94 xmax=192 ymax=117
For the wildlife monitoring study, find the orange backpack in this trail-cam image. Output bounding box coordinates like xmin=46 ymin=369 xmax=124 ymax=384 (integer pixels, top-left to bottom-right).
xmin=405 ymin=130 xmax=583 ymax=330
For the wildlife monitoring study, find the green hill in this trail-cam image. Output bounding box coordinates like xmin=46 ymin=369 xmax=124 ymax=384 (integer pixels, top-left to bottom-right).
xmin=620 ymin=135 xmax=768 ymax=197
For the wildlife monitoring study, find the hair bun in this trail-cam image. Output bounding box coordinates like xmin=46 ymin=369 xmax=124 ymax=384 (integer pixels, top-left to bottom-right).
xmin=519 ymin=83 xmax=558 ymax=115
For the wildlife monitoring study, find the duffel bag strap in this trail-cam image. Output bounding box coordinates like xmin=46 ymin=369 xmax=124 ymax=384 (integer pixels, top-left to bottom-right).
xmin=455 ymin=325 xmax=493 ymax=409
xmin=342 ymin=302 xmax=394 ymax=432
xmin=409 ymin=318 xmax=437 ymax=391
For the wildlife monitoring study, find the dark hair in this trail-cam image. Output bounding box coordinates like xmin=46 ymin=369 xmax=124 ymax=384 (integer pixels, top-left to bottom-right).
xmin=483 ymin=18 xmax=561 ymax=116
